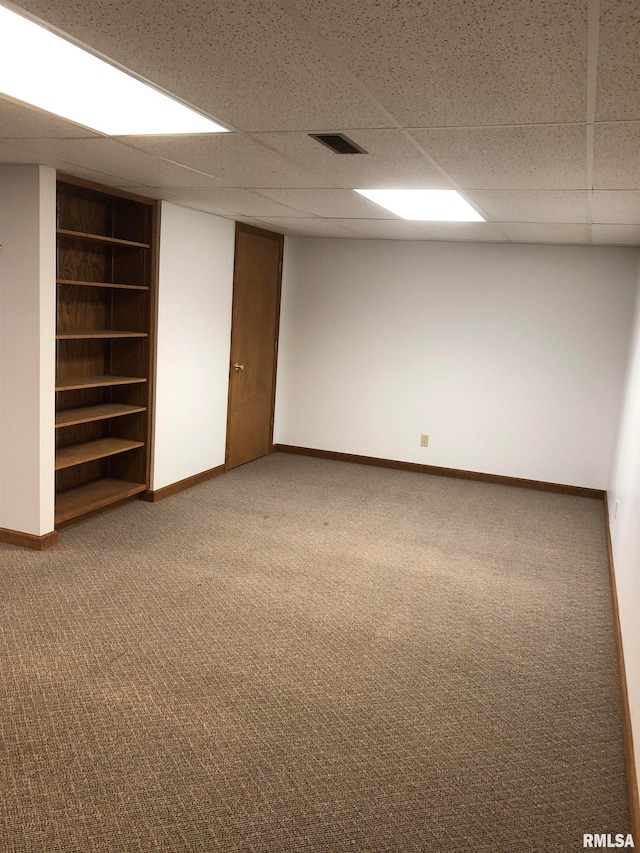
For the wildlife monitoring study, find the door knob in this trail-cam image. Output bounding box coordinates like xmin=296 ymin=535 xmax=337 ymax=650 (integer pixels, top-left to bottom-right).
xmin=232 ymin=362 xmax=244 ymax=372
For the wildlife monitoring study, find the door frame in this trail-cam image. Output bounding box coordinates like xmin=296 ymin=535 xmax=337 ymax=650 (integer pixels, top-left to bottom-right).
xmin=225 ymin=222 xmax=284 ymax=471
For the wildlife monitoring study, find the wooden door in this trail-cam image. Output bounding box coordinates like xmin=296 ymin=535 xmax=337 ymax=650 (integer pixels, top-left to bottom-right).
xmin=226 ymin=224 xmax=283 ymax=469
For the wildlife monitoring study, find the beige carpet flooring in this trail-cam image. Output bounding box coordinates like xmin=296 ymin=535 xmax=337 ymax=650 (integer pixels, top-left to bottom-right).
xmin=0 ymin=453 xmax=630 ymax=852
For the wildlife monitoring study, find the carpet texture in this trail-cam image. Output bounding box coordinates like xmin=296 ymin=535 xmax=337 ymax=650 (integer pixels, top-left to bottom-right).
xmin=0 ymin=453 xmax=630 ymax=852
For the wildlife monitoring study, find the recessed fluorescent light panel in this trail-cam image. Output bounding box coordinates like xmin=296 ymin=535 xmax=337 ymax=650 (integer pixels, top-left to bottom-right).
xmin=0 ymin=4 xmax=227 ymax=135
xmin=355 ymin=189 xmax=484 ymax=221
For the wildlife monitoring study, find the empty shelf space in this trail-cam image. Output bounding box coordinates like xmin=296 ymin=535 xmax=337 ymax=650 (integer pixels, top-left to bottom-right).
xmin=55 ymin=478 xmax=146 ymax=525
xmin=56 ymin=437 xmax=144 ymax=470
xmin=56 ymin=403 xmax=146 ymax=428
xmin=56 ymin=330 xmax=148 ymax=339
xmin=57 ymin=279 xmax=149 ymax=291
xmin=56 ymin=375 xmax=147 ymax=391
xmin=56 ymin=229 xmax=150 ymax=248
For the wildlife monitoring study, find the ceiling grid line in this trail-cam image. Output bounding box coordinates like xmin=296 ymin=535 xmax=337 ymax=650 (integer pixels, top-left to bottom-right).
xmin=586 ymin=0 xmax=601 ymax=244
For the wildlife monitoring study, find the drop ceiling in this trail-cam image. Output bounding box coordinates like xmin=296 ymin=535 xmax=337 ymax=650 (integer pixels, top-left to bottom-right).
xmin=1 ymin=0 xmax=639 ymax=245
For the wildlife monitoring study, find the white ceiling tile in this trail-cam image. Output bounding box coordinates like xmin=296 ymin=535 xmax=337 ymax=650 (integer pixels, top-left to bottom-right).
xmin=594 ymin=123 xmax=640 ymax=189
xmin=254 ymin=130 xmax=451 ymax=189
xmin=466 ymin=191 xmax=588 ymax=223
xmin=258 ymin=189 xmax=401 ymax=219
xmin=498 ymin=223 xmax=590 ymax=244
xmin=410 ymin=126 xmax=587 ymax=190
xmin=13 ymin=0 xmax=385 ymax=132
xmin=160 ymin=195 xmax=237 ymax=218
xmin=591 ymin=191 xmax=640 ymax=224
xmin=55 ymin=167 xmax=142 ymax=187
xmin=113 ymin=186 xmax=181 ymax=200
xmin=0 ymin=97 xmax=99 ymax=139
xmin=590 ymin=224 xmax=640 ymax=245
xmin=596 ymin=1 xmax=640 ymax=121
xmin=154 ymin=187 xmax=316 ymax=217
xmin=122 ymin=134 xmax=334 ymax=188
xmin=252 ymin=217 xmax=365 ymax=238
xmin=6 ymin=137 xmax=228 ymax=187
xmin=294 ymin=0 xmax=587 ymax=126
xmin=0 ymin=139 xmax=47 ymax=163
xmin=343 ymin=220 xmax=508 ymax=242
xmin=0 ymin=140 xmax=139 ymax=186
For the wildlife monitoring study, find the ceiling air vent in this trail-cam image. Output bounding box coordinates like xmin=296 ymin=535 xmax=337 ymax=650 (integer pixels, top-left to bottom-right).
xmin=309 ymin=133 xmax=367 ymax=154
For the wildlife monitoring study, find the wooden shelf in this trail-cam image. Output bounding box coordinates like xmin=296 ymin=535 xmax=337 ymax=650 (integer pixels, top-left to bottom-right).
xmin=56 ymin=228 xmax=150 ymax=249
xmin=56 ymin=375 xmax=147 ymax=391
xmin=57 ymin=279 xmax=149 ymax=291
xmin=56 ymin=330 xmax=148 ymax=339
xmin=55 ymin=437 xmax=144 ymax=470
xmin=55 ymin=478 xmax=146 ymax=525
xmin=56 ymin=403 xmax=146 ymax=428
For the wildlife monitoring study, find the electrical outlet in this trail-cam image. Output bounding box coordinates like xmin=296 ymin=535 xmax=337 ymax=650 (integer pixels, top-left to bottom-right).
xmin=615 ymin=501 xmax=620 ymax=519
xmin=420 ymin=434 xmax=429 ymax=448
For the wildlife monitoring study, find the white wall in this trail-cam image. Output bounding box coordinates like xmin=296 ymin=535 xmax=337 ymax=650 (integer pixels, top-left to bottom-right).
xmin=152 ymin=202 xmax=235 ymax=490
xmin=0 ymin=164 xmax=56 ymax=536
xmin=608 ymin=262 xmax=640 ymax=796
xmin=275 ymin=239 xmax=638 ymax=489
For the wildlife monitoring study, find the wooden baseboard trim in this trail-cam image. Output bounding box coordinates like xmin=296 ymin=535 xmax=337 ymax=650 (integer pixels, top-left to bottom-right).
xmin=603 ymin=495 xmax=640 ymax=841
xmin=273 ymin=445 xmax=604 ymax=499
xmin=141 ymin=465 xmax=226 ymax=502
xmin=0 ymin=528 xmax=59 ymax=550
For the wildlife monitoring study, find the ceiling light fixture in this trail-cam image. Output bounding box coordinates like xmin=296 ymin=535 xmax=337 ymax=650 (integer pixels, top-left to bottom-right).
xmin=0 ymin=4 xmax=228 ymax=135
xmin=355 ymin=189 xmax=484 ymax=221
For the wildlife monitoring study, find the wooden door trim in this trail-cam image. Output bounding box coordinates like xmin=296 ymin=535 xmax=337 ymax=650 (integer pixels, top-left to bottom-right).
xmin=234 ymin=222 xmax=284 ymax=242
xmin=144 ymin=199 xmax=160 ymax=490
xmin=225 ymin=223 xmax=284 ymax=471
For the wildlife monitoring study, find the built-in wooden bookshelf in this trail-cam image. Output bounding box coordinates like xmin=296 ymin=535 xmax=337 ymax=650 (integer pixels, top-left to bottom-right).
xmin=55 ymin=175 xmax=157 ymax=528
